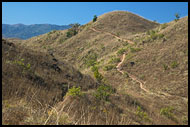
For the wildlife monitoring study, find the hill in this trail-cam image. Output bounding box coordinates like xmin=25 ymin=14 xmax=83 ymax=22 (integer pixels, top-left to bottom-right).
xmin=2 ymin=24 xmax=71 ymax=40
xmin=2 ymin=11 xmax=188 ymax=125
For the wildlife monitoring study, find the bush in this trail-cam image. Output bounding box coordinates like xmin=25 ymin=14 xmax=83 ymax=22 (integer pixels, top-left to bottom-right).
xmin=160 ymin=106 xmax=177 ymax=122
xmin=94 ymin=84 xmax=114 ymax=101
xmin=175 ymin=13 xmax=180 ymax=22
xmin=136 ymin=106 xmax=151 ymax=122
xmin=93 ymin=15 xmax=97 ymax=22
xmin=66 ymin=86 xmax=83 ymax=97
xmin=84 ymin=52 xmax=98 ymax=67
xmin=146 ymin=29 xmax=165 ymax=41
xmin=66 ymin=23 xmax=80 ymax=38
xmin=94 ymin=68 xmax=104 ymax=83
xmin=13 ymin=58 xmax=31 ymax=73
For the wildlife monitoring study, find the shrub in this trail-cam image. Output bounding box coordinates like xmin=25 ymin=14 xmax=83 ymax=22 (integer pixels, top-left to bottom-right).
xmin=94 ymin=68 xmax=104 ymax=83
xmin=93 ymin=15 xmax=97 ymax=22
xmin=136 ymin=106 xmax=151 ymax=122
xmin=160 ymin=106 xmax=177 ymax=122
xmin=13 ymin=58 xmax=31 ymax=73
xmin=94 ymin=84 xmax=114 ymax=101
xmin=66 ymin=23 xmax=80 ymax=38
xmin=175 ymin=13 xmax=180 ymax=22
xmin=66 ymin=86 xmax=83 ymax=97
xmin=84 ymin=52 xmax=98 ymax=67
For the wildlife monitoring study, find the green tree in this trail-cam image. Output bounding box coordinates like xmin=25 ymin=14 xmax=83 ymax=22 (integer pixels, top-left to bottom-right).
xmin=175 ymin=13 xmax=180 ymax=22
xmin=93 ymin=15 xmax=97 ymax=22
xmin=94 ymin=84 xmax=114 ymax=101
xmin=66 ymin=23 xmax=81 ymax=38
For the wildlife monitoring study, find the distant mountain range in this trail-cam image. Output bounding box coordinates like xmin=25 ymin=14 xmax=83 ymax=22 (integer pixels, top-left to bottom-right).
xmin=2 ymin=24 xmax=71 ymax=40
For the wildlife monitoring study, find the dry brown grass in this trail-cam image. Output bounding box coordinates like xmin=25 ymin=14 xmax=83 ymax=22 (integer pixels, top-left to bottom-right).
xmin=2 ymin=11 xmax=188 ymax=125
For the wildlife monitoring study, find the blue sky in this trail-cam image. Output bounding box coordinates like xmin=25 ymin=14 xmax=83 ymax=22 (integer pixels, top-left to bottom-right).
xmin=2 ymin=2 xmax=188 ymax=25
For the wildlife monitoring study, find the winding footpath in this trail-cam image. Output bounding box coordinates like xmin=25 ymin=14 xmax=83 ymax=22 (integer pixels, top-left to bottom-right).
xmin=90 ymin=27 xmax=134 ymax=44
xmin=90 ymin=27 xmax=149 ymax=93
xmin=90 ymin=27 xmax=188 ymax=102
xmin=116 ymin=53 xmax=150 ymax=94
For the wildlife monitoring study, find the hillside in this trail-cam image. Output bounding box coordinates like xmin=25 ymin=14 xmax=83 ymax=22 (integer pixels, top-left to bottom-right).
xmin=2 ymin=24 xmax=71 ymax=40
xmin=2 ymin=11 xmax=188 ymax=125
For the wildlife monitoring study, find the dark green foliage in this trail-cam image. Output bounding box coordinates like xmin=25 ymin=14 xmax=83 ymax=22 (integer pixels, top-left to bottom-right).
xmin=175 ymin=13 xmax=180 ymax=22
xmin=94 ymin=84 xmax=114 ymax=101
xmin=93 ymin=15 xmax=97 ymax=22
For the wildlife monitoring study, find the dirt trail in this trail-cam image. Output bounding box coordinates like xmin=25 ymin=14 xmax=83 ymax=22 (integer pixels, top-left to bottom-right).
xmin=90 ymin=27 xmax=150 ymax=93
xmin=90 ymin=27 xmax=134 ymax=44
xmin=116 ymin=53 xmax=151 ymax=93
xmin=90 ymin=27 xmax=188 ymax=101
xmin=115 ymin=47 xmax=187 ymax=102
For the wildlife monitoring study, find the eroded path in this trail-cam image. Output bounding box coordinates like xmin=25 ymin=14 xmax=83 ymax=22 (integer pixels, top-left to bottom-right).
xmin=90 ymin=27 xmax=150 ymax=94
xmin=90 ymin=27 xmax=134 ymax=44
xmin=116 ymin=53 xmax=151 ymax=94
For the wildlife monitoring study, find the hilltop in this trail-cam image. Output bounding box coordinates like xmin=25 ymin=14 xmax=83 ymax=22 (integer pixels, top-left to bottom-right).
xmin=2 ymin=11 xmax=188 ymax=125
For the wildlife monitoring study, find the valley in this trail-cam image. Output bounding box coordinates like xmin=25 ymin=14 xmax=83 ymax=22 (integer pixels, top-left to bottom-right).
xmin=2 ymin=11 xmax=188 ymax=125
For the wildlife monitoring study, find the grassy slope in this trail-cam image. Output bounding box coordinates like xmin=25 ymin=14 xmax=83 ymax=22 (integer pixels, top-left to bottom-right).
xmin=2 ymin=39 xmax=98 ymax=124
xmin=2 ymin=11 xmax=188 ymax=125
